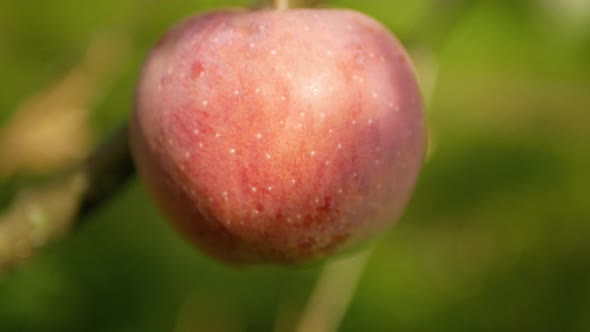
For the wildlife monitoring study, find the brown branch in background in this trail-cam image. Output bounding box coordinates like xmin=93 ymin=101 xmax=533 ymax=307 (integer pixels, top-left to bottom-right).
xmin=0 ymin=31 xmax=130 ymax=177
xmin=0 ymin=125 xmax=134 ymax=273
xmin=0 ymin=30 xmax=132 ymax=274
xmin=78 ymin=124 xmax=134 ymax=218
xmin=0 ymin=173 xmax=86 ymax=271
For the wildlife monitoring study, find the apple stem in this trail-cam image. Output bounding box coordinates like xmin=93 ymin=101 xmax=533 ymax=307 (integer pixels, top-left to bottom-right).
xmin=0 ymin=124 xmax=134 ymax=274
xmin=272 ymin=0 xmax=289 ymax=10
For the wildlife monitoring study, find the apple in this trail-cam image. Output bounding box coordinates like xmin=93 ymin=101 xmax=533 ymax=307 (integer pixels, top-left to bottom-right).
xmin=130 ymin=8 xmax=425 ymax=264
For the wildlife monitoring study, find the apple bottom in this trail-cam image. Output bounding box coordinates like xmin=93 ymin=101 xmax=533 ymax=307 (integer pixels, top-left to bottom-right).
xmin=133 ymin=121 xmax=421 ymax=264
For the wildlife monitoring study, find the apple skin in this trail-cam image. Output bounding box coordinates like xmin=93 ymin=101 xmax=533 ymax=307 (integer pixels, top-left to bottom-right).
xmin=130 ymin=8 xmax=425 ymax=265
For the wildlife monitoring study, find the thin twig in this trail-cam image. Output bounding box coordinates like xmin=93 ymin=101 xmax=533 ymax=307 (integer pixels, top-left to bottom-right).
xmin=294 ymin=248 xmax=373 ymax=332
xmin=0 ymin=125 xmax=134 ymax=274
xmin=78 ymin=124 xmax=134 ymax=217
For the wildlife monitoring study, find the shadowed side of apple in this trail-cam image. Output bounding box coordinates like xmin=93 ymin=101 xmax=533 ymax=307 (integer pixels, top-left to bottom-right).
xmin=131 ymin=8 xmax=425 ymax=264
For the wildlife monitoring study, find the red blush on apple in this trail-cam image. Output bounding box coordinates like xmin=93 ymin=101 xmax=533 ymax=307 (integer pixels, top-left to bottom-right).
xmin=131 ymin=9 xmax=425 ymax=264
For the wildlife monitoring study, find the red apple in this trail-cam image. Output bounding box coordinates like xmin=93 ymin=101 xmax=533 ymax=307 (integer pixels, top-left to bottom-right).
xmin=130 ymin=8 xmax=425 ymax=264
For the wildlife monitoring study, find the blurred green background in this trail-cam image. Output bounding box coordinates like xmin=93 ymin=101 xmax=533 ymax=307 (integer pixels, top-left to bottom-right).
xmin=1 ymin=0 xmax=589 ymax=331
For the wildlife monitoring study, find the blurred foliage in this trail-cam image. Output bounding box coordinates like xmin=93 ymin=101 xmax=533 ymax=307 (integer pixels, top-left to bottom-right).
xmin=1 ymin=0 xmax=590 ymax=331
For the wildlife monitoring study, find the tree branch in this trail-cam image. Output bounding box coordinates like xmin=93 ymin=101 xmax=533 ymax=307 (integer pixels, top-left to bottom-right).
xmin=78 ymin=124 xmax=135 ymax=218
xmin=0 ymin=124 xmax=134 ymax=274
